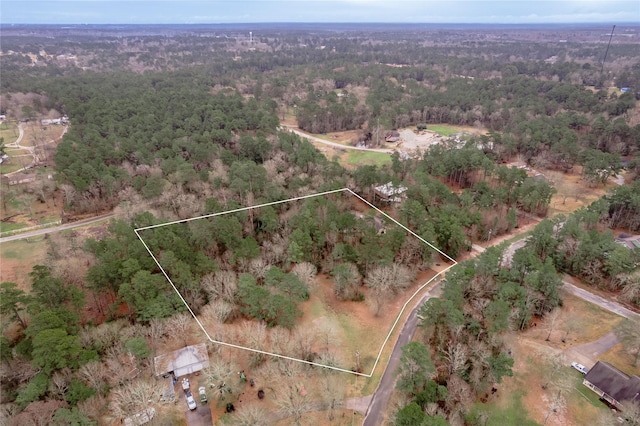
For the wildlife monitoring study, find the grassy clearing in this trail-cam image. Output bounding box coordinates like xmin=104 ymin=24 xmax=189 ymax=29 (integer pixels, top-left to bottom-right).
xmin=38 ymin=214 xmax=60 ymax=225
xmin=560 ymin=292 xmax=624 ymax=344
xmin=0 ymin=237 xmax=48 ymax=289
xmin=566 ymin=371 xmax=610 ymax=425
xmin=0 ymin=221 xmax=29 ymax=233
xmin=427 ymin=124 xmax=460 ymax=137
xmin=599 ymin=342 xmax=640 ymax=376
xmin=344 ymin=150 xmax=391 ymax=167
xmin=471 ymin=390 xmax=538 ymax=426
xmin=0 ymin=162 xmax=25 ymax=174
xmin=0 ymin=123 xmax=19 ymax=142
xmin=4 ymin=148 xmax=29 ymax=155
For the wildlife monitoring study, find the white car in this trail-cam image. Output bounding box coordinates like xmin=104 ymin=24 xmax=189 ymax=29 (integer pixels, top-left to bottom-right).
xmin=186 ymin=393 xmax=197 ymax=410
xmin=571 ymin=362 xmax=588 ymax=374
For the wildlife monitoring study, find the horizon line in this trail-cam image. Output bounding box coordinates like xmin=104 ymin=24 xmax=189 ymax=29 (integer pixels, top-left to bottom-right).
xmin=2 ymin=21 xmax=638 ymax=26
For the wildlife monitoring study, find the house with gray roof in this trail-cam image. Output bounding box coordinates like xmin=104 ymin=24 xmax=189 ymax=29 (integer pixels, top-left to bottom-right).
xmin=583 ymin=361 xmax=640 ymax=409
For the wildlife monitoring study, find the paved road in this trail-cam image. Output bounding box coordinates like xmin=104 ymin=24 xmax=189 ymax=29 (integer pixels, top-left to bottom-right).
xmin=562 ymin=281 xmax=639 ymax=320
xmin=363 ymin=282 xmax=443 ymax=426
xmin=283 ymin=126 xmax=394 ymax=154
xmin=361 ymin=235 xmax=640 ymax=425
xmin=0 ymin=213 xmax=115 ymax=243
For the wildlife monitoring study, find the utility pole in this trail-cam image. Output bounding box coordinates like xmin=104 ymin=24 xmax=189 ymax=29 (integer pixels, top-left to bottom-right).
xmin=598 ymin=24 xmax=616 ymax=88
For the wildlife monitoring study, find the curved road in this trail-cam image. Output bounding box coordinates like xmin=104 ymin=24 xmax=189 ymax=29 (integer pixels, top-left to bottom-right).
xmin=283 ymin=125 xmax=395 ymax=154
xmin=0 ymin=213 xmax=115 ymax=243
xmin=363 ymin=282 xmax=443 ymax=426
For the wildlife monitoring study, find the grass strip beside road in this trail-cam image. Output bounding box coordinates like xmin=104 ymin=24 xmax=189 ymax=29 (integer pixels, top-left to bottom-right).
xmin=345 ymin=150 xmax=391 ymax=167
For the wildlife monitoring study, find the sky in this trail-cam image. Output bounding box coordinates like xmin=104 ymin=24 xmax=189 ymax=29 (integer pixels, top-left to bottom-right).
xmin=1 ymin=0 xmax=638 ymax=25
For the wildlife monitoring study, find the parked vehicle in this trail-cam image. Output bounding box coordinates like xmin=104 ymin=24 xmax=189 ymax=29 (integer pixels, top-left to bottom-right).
xmin=182 ymin=378 xmax=190 ymax=391
xmin=186 ymin=392 xmax=197 ymax=410
xmin=571 ymin=362 xmax=588 ymax=374
xmin=198 ymin=386 xmax=207 ymax=403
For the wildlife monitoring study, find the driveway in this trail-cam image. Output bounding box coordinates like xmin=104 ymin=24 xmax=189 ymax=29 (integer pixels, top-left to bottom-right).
xmin=564 ymin=332 xmax=619 ymax=369
xmin=184 ymin=400 xmax=213 ymax=426
xmin=176 ymin=375 xmax=213 ymax=426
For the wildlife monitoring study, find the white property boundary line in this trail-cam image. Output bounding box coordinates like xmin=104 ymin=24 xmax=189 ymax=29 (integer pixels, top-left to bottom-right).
xmin=134 ymin=188 xmax=457 ymax=377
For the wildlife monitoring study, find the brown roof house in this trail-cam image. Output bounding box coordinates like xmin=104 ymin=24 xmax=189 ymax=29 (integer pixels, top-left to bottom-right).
xmin=583 ymin=361 xmax=640 ymax=409
xmin=153 ymin=343 xmax=210 ymax=378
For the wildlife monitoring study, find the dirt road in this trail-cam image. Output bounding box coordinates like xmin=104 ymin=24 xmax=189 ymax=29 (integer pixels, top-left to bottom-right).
xmin=283 ymin=126 xmax=394 ymax=153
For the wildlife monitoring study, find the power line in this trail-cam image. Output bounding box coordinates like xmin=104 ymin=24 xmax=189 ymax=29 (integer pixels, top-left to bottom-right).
xmin=599 ymin=24 xmax=616 ymax=88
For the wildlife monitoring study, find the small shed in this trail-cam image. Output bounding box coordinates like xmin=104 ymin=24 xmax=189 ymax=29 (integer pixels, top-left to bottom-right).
xmin=153 ymin=343 xmax=210 ymax=377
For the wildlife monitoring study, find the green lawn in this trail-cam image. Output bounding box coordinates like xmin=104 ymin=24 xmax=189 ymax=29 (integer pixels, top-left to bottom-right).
xmin=345 ymin=150 xmax=391 ymax=167
xmin=0 ymin=163 xmax=25 ymax=174
xmin=0 ymin=123 xmax=19 ymax=143
xmin=427 ymin=124 xmax=459 ymax=137
xmin=0 ymin=221 xmax=28 ymax=234
xmin=469 ymin=390 xmax=539 ymax=426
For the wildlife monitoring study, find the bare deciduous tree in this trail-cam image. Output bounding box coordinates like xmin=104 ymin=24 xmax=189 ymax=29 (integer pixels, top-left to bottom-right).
xmin=276 ymin=383 xmax=311 ymax=426
xmin=444 ymin=342 xmax=469 ymax=377
xmin=248 ymin=258 xmax=271 ymax=280
xmin=291 ymin=262 xmax=317 ymax=289
xmin=77 ymin=394 xmax=109 ymax=424
xmin=544 ymin=308 xmax=561 ymax=342
xmin=365 ymin=263 xmax=413 ymax=316
xmin=230 ymin=405 xmax=269 ymax=426
xmin=110 ymin=379 xmax=163 ymax=420
xmin=202 ymin=360 xmax=239 ymax=400
xmin=79 ymin=361 xmax=109 ymax=394
xmin=617 ymin=271 xmax=640 ymax=306
xmin=270 ymin=327 xmax=293 ymax=354
xmin=49 ymin=368 xmax=72 ymax=400
xmin=202 ymin=270 xmax=238 ymax=303
xmin=320 ymin=374 xmax=345 ymax=421
xmin=8 ymin=400 xmax=67 ymax=426
xmin=168 ymin=312 xmax=193 ymax=347
xmin=201 ymin=299 xmax=235 ymax=325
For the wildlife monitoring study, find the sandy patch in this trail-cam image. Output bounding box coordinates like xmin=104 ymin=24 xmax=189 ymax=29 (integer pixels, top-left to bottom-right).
xmin=396 ymin=129 xmax=444 ymax=152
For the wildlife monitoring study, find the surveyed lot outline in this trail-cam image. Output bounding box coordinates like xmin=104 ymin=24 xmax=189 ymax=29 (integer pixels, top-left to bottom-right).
xmin=135 ymin=188 xmax=457 ymax=377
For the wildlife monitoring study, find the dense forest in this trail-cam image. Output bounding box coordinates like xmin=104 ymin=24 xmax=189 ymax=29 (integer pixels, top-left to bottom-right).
xmin=1 ymin=24 xmax=639 ymax=425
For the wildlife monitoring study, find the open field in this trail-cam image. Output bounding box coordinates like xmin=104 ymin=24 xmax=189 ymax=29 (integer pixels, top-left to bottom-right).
xmin=470 ymin=390 xmax=539 ymax=426
xmin=0 ymin=237 xmax=48 ymax=290
xmin=0 ymin=162 xmax=24 ymax=174
xmin=0 ymin=189 xmax=63 ymax=233
xmin=545 ymin=167 xmax=614 ymax=217
xmin=0 ymin=122 xmax=20 ymax=142
xmin=344 ymin=150 xmax=391 ymax=167
xmin=16 ymin=121 xmax=65 ymax=148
